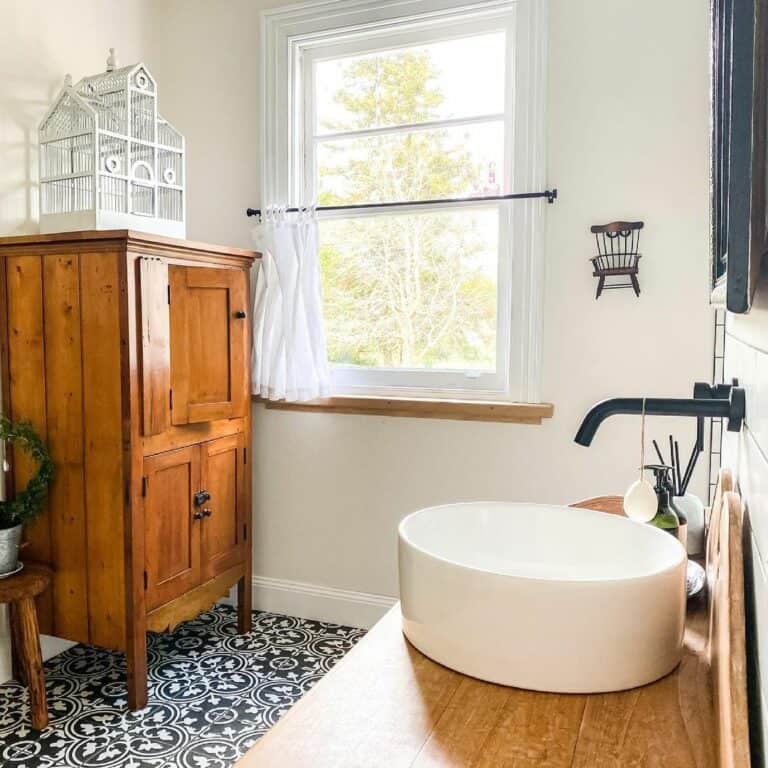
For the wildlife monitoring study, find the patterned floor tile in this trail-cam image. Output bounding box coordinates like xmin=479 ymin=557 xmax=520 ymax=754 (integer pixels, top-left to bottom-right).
xmin=0 ymin=605 xmax=364 ymax=768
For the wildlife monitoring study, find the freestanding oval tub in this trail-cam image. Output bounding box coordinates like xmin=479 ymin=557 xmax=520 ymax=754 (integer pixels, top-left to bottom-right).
xmin=398 ymin=502 xmax=687 ymax=693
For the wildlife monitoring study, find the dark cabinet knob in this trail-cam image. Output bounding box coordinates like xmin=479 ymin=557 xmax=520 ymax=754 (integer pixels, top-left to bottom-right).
xmin=202 ymin=508 xmax=212 ymax=517
xmin=193 ymin=510 xmax=203 ymax=521
xmin=194 ymin=490 xmax=211 ymax=506
xmin=234 ymin=310 xmax=247 ymax=319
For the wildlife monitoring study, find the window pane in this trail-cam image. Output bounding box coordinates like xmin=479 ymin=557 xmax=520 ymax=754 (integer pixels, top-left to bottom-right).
xmin=317 ymin=121 xmax=504 ymax=205
xmin=319 ymin=208 xmax=498 ymax=371
xmin=314 ymin=32 xmax=506 ymax=134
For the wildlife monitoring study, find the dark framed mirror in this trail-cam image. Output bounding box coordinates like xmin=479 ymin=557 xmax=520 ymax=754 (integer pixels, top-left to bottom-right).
xmin=711 ymin=0 xmax=768 ymax=313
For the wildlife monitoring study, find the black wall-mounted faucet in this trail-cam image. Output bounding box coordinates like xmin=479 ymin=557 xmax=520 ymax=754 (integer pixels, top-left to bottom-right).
xmin=574 ymin=382 xmax=745 ymax=447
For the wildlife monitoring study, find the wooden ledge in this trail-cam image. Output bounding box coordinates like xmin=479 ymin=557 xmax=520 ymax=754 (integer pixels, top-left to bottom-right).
xmin=253 ymin=396 xmax=554 ymax=423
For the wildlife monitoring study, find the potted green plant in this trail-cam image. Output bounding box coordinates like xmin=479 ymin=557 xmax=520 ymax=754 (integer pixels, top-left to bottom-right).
xmin=0 ymin=416 xmax=54 ymax=576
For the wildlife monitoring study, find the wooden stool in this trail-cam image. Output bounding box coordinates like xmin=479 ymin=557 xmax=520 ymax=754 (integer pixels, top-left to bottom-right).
xmin=0 ymin=563 xmax=52 ymax=729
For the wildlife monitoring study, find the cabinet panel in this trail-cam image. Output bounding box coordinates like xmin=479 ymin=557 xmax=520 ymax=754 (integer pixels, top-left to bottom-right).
xmin=201 ymin=434 xmax=247 ymax=580
xmin=81 ymin=251 xmax=127 ymax=650
xmin=43 ymin=254 xmax=89 ymax=641
xmin=144 ymin=446 xmax=201 ymax=611
xmin=169 ymin=266 xmax=248 ymax=425
xmin=139 ymin=257 xmax=171 ymax=436
xmin=6 ymin=255 xmax=54 ymax=632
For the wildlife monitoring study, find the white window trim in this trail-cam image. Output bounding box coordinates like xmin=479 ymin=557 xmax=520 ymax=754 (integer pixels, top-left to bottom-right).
xmin=261 ymin=0 xmax=548 ymax=403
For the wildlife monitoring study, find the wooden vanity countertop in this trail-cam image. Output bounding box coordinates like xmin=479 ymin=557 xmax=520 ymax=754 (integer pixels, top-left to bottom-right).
xmin=237 ymin=596 xmax=711 ymax=768
xmin=236 ymin=485 xmax=747 ymax=768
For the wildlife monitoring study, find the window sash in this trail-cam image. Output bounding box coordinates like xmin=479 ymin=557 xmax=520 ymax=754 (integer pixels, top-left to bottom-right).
xmin=316 ymin=199 xmax=512 ymax=398
xmin=313 ymin=117 xmax=507 ymax=206
xmin=299 ymin=14 xmax=514 ymax=204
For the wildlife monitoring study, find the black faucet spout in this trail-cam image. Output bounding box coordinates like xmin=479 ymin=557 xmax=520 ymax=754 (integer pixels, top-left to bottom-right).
xmin=574 ymin=384 xmax=745 ymax=446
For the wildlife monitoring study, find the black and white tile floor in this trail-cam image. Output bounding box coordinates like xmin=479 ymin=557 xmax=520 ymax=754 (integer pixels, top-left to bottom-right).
xmin=0 ymin=605 xmax=365 ymax=768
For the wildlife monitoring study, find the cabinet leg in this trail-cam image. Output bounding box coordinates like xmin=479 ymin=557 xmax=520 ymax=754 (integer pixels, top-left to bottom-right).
xmin=126 ymin=623 xmax=148 ymax=711
xmin=237 ymin=573 xmax=252 ymax=634
xmin=15 ymin=597 xmax=48 ymax=730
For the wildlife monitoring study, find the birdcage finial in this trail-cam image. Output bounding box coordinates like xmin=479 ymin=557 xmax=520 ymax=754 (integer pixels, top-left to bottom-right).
xmin=106 ymin=48 xmax=117 ymax=72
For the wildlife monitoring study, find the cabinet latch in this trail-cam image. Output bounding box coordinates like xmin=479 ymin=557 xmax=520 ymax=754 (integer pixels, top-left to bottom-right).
xmin=194 ymin=490 xmax=211 ymax=507
xmin=141 ymin=476 xmax=148 ymax=497
xmin=143 ymin=571 xmax=148 ymax=590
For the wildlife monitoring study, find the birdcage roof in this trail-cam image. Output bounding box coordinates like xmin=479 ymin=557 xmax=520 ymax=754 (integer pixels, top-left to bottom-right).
xmin=40 ymin=61 xmax=182 ymax=141
xmin=74 ymin=62 xmax=155 ymax=97
xmin=39 ymin=86 xmax=96 ymax=136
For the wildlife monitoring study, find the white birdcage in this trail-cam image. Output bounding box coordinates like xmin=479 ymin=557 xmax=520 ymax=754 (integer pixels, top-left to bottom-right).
xmin=38 ymin=49 xmax=185 ymax=237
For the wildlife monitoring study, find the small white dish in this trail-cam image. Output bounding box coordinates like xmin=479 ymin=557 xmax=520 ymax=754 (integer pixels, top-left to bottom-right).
xmin=0 ymin=562 xmax=24 ymax=579
xmin=686 ymin=560 xmax=705 ymax=597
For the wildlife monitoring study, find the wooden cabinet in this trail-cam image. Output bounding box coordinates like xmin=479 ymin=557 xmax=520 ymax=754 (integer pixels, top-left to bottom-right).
xmin=0 ymin=230 xmax=258 ymax=711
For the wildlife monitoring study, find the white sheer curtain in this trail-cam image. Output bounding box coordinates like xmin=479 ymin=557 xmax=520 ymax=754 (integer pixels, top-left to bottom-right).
xmin=251 ymin=207 xmax=331 ymax=402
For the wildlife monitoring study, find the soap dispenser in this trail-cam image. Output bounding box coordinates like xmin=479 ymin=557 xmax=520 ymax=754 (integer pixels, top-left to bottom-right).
xmin=663 ymin=472 xmax=688 ymax=550
xmin=644 ymin=464 xmax=680 ymax=539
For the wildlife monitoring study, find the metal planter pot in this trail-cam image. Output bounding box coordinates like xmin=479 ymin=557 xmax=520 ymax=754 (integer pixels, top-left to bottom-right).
xmin=0 ymin=524 xmax=22 ymax=576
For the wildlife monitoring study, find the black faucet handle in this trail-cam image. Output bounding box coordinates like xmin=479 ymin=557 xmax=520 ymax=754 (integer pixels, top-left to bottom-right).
xmin=693 ymin=381 xmax=733 ymax=400
xmin=727 ymin=387 xmax=746 ymax=432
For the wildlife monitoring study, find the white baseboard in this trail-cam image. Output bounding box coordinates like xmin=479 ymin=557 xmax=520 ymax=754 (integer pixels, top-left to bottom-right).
xmin=251 ymin=575 xmax=397 ymax=629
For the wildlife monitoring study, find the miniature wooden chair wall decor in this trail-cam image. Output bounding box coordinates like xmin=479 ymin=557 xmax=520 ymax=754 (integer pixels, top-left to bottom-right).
xmin=590 ymin=221 xmax=644 ymax=299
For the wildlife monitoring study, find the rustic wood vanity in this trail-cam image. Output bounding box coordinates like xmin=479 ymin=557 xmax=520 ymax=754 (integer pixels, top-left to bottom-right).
xmin=237 ymin=475 xmax=749 ymax=768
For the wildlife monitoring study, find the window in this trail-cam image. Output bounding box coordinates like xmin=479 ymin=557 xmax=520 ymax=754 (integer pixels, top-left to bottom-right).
xmin=263 ymin=0 xmax=547 ymax=402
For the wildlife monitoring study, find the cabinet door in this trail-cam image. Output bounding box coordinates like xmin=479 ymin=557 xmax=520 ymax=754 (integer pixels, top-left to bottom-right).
xmin=169 ymin=266 xmax=249 ymax=425
xmin=143 ymin=446 xmax=202 ymax=610
xmin=200 ymin=434 xmax=248 ymax=580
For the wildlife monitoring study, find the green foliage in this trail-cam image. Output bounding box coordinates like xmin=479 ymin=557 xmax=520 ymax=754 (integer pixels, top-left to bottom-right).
xmin=322 ymin=52 xmax=444 ymax=133
xmin=318 ymin=50 xmax=497 ymax=369
xmin=0 ymin=416 xmax=54 ymax=530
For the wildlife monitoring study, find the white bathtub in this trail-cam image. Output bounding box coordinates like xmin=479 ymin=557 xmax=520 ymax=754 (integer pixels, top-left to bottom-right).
xmin=398 ymin=501 xmax=687 ymax=693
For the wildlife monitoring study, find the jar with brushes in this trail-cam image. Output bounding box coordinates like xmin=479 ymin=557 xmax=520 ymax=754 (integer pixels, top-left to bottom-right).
xmin=650 ymin=435 xmax=704 ymax=557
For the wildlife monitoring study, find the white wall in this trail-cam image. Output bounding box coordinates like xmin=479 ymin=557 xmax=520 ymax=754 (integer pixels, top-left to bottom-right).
xmin=0 ymin=0 xmax=151 ymax=681
xmin=0 ymin=0 xmax=715 ymax=644
xmin=144 ymin=0 xmax=714 ymax=624
xmin=724 ymin=274 xmax=768 ymax=764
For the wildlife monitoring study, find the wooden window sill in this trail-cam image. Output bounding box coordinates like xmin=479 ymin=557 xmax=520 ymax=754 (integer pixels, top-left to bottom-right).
xmin=252 ymin=396 xmax=554 ymax=424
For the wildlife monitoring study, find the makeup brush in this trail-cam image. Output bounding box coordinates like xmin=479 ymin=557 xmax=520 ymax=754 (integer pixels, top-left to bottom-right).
xmin=681 ymin=443 xmax=700 ymax=495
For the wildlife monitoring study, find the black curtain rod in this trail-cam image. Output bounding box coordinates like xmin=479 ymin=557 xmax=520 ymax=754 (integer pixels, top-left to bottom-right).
xmin=245 ymin=189 xmax=557 ymax=218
